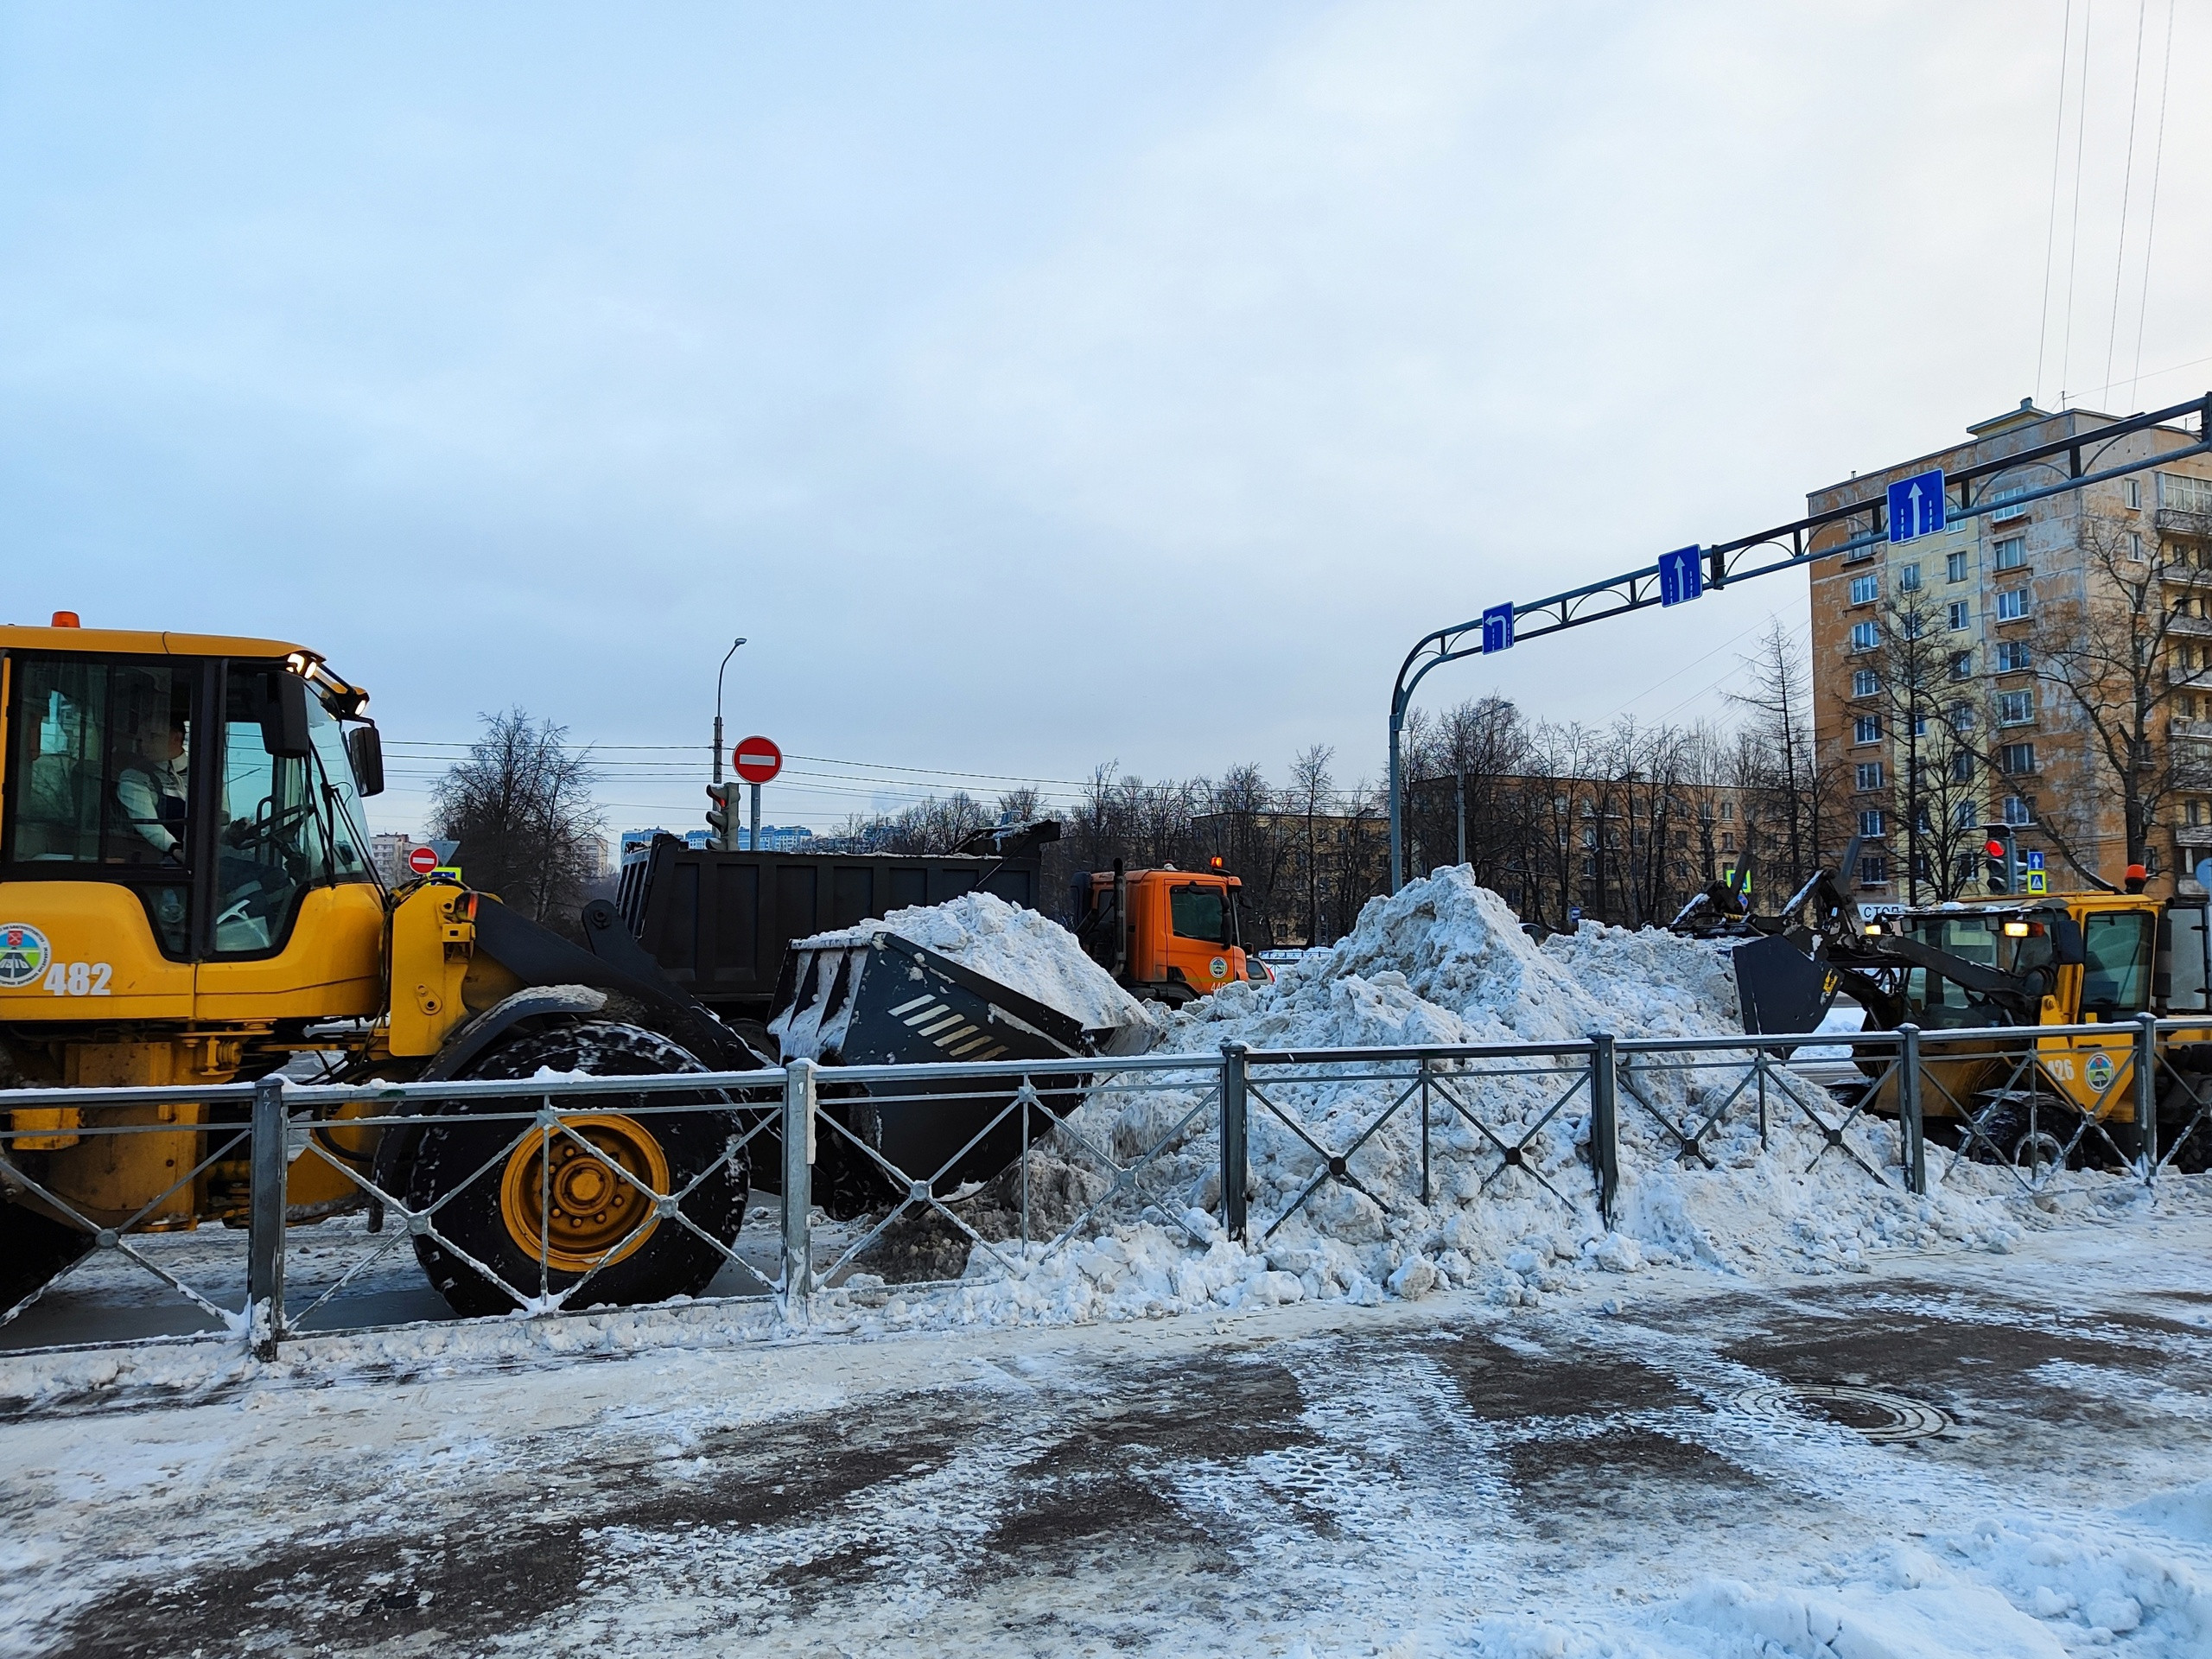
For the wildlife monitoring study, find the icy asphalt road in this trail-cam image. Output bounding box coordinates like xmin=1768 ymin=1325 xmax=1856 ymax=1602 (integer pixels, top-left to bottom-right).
xmin=7 ymin=1216 xmax=2212 ymax=1658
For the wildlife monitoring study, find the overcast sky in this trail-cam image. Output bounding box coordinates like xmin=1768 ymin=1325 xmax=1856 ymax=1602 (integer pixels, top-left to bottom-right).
xmin=3 ymin=2 xmax=2206 ymax=838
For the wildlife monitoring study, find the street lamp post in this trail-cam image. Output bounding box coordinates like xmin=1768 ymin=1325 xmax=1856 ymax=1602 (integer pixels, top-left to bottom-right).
xmin=713 ymin=637 xmax=748 ymax=788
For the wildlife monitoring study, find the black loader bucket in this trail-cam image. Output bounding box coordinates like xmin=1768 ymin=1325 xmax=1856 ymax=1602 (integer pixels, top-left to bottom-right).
xmin=1732 ymin=933 xmax=1841 ymax=1039
xmin=770 ymin=932 xmax=1147 ymax=1209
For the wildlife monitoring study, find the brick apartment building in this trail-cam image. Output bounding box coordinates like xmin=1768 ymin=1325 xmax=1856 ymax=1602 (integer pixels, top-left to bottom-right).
xmin=1808 ymin=397 xmax=2212 ymax=902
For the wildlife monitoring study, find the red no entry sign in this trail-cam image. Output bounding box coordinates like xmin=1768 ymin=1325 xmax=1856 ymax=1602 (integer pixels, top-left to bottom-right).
xmin=733 ymin=736 xmax=783 ymax=785
xmin=407 ymin=845 xmax=439 ymax=875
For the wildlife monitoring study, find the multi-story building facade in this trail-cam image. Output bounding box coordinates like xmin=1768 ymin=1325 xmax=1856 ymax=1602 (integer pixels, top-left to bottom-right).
xmin=1808 ymin=398 xmax=2212 ymax=901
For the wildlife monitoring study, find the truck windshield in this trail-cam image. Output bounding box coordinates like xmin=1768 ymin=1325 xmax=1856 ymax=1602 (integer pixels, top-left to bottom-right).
xmin=1170 ymin=883 xmax=1232 ymax=945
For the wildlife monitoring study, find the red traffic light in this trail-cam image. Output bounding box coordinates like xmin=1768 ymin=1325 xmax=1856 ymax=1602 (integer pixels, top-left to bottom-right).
xmin=1984 ymin=839 xmax=2007 ymax=858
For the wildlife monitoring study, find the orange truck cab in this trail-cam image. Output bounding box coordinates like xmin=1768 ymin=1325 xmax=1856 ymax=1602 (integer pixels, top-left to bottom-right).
xmin=1071 ymin=861 xmax=1256 ymax=1005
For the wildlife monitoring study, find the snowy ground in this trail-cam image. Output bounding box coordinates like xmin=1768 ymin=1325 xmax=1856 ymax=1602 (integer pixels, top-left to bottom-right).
xmin=8 ymin=1205 xmax=2212 ymax=1657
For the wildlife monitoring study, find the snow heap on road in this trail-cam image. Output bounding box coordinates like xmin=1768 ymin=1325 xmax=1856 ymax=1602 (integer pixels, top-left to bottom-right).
xmin=797 ymin=890 xmax=1151 ymax=1034
xmin=892 ymin=866 xmax=2064 ymax=1328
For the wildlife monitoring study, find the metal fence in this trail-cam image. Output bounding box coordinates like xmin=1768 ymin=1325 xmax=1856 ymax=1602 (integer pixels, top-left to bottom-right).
xmin=4 ymin=1016 xmax=2207 ymax=1361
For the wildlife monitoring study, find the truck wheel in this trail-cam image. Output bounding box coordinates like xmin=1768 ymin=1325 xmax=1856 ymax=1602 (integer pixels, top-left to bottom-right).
xmin=406 ymin=1021 xmax=747 ymax=1318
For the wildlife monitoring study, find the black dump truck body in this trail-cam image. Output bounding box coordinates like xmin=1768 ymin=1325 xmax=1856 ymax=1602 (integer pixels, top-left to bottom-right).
xmin=617 ymin=835 xmax=1042 ymax=1024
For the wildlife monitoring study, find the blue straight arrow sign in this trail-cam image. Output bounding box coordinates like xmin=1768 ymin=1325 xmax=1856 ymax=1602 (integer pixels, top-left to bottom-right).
xmin=1657 ymin=545 xmax=1703 ymax=607
xmin=1887 ymin=467 xmax=1947 ymax=543
xmin=1480 ymin=604 xmax=1515 ymax=653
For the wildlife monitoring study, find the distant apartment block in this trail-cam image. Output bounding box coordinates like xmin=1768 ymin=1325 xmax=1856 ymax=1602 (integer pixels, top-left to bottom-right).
xmin=1809 ymin=398 xmax=2212 ymax=899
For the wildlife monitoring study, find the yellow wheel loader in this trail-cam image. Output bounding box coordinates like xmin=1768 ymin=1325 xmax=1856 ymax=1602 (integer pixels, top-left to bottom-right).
xmin=1705 ymin=852 xmax=2212 ymax=1169
xmin=0 ymin=618 xmax=765 ymax=1319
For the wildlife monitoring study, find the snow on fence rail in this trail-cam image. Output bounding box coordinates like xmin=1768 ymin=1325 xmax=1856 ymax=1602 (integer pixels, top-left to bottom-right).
xmin=4 ymin=1019 xmax=2209 ymax=1361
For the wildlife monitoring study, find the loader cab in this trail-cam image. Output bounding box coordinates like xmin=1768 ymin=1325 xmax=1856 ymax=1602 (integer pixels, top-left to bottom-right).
xmin=1884 ymin=893 xmax=2173 ymax=1028
xmin=0 ymin=626 xmax=385 ymax=1019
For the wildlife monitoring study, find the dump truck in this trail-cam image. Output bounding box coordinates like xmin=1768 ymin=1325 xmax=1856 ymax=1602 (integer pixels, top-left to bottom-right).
xmin=0 ymin=616 xmax=775 ymax=1318
xmin=1700 ymin=851 xmax=2212 ymax=1166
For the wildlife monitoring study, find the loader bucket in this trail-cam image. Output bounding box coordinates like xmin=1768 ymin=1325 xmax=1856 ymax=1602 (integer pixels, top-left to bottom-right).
xmin=1732 ymin=933 xmax=1840 ymax=1039
xmin=771 ymin=931 xmax=1142 ymax=1207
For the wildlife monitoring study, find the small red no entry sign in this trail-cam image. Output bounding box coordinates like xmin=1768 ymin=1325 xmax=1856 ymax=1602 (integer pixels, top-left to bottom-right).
xmin=733 ymin=736 xmax=783 ymax=785
xmin=408 ymin=845 xmax=439 ymax=875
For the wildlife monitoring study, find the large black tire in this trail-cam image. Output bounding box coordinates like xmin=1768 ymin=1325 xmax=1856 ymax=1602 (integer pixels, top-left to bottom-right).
xmin=406 ymin=1021 xmax=747 ymax=1318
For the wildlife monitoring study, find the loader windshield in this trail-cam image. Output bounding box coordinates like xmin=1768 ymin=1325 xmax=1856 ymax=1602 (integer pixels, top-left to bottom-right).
xmin=1895 ymin=910 xmax=2054 ymax=1028
xmin=212 ymin=668 xmax=373 ymax=957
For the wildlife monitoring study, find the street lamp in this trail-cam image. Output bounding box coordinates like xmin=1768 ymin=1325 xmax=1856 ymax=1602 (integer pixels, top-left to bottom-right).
xmin=713 ymin=637 xmax=747 ymax=785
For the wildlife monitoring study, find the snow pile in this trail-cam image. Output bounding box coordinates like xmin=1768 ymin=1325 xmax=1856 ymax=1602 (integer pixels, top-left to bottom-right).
xmin=796 ymin=891 xmax=1149 ymax=1033
xmin=924 ymin=866 xmax=2049 ymax=1309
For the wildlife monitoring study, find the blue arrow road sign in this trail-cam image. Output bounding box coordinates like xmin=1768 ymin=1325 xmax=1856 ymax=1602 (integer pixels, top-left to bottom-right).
xmin=1481 ymin=604 xmax=1515 ymax=653
xmin=2024 ymin=850 xmax=2044 ymax=870
xmin=1658 ymin=545 xmax=1703 ymax=607
xmin=1887 ymin=467 xmax=1947 ymax=543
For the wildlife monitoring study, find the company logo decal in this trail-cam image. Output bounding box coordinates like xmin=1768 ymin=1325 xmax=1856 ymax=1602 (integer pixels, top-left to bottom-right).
xmin=0 ymin=923 xmax=52 ymax=988
xmin=2085 ymin=1052 xmax=2116 ymax=1094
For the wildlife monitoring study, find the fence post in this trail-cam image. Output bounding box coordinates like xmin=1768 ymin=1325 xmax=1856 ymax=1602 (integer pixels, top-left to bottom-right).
xmin=1588 ymin=1033 xmax=1618 ymax=1227
xmin=1220 ymin=1043 xmax=1249 ymax=1243
xmin=1897 ymin=1024 xmax=1926 ymax=1198
xmin=2137 ymin=1012 xmax=2160 ymax=1181
xmin=246 ymin=1074 xmax=287 ymax=1361
xmin=781 ymin=1061 xmax=815 ymax=1324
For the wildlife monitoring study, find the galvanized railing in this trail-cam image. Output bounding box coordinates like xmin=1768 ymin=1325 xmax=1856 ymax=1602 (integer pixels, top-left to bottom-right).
xmin=3 ymin=1016 xmax=2206 ymax=1361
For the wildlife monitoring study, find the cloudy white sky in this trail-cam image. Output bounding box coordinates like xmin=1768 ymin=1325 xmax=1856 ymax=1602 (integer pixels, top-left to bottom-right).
xmin=3 ymin=2 xmax=2205 ymax=837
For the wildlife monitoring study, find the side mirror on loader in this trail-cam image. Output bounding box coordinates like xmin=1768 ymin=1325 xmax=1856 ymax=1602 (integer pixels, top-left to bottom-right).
xmin=260 ymin=671 xmax=313 ymax=758
xmin=2050 ymin=913 xmax=2086 ymax=966
xmin=346 ymin=724 xmax=385 ymax=797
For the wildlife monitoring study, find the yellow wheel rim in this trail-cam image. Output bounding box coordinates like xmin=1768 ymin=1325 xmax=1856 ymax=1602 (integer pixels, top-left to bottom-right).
xmin=497 ymin=1112 xmax=671 ymax=1273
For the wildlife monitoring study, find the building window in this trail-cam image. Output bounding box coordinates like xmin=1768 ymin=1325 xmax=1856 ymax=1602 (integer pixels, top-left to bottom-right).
xmin=2190 ymin=800 xmax=2202 ymax=828
xmin=1999 ymin=689 xmax=2035 ymax=725
xmin=1855 ymin=761 xmax=1885 ymax=790
xmin=1719 ymin=801 xmax=1734 ymax=822
xmin=1849 ymin=574 xmax=1880 ymax=605
xmin=1995 ymin=640 xmax=2031 ymax=672
xmin=1951 ymin=749 xmax=1975 ymax=781
xmin=1995 ymin=589 xmax=2031 ymax=621
xmin=1946 ymin=650 xmax=1972 ymax=681
xmin=2000 ymin=741 xmax=2037 ymax=774
xmin=1948 ymin=601 xmax=1972 ymax=631
xmin=2161 ymin=473 xmax=2212 ymax=515
xmin=2002 ymin=795 xmax=2033 ymax=826
xmin=1947 ymin=550 xmax=1970 ymax=582
xmin=1720 ymin=832 xmax=1737 ymax=852
xmin=1859 ymin=855 xmax=1889 ymax=886
xmin=1898 ymin=562 xmax=1922 ymax=592
xmin=1949 ymin=700 xmax=1976 ymax=730
xmin=1859 ymin=809 xmax=1885 ymax=838
xmin=1852 ymin=668 xmax=1880 ymax=697
xmin=1911 ymin=710 xmax=1928 ymax=737
xmin=1853 ymin=715 xmax=1883 ymax=744
xmin=1992 ymin=536 xmax=2026 ymax=571
xmin=1850 ymin=620 xmax=1879 ymax=652
xmin=1901 ymin=610 xmax=1924 ymax=639
xmin=1954 ymin=801 xmax=1979 ymax=830
xmin=2126 ymin=478 xmax=2142 ymax=511
xmin=2130 ymin=531 xmax=2145 ymax=561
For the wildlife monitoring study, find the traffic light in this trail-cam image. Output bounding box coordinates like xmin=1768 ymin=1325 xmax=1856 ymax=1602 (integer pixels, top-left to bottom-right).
xmin=1982 ymin=826 xmax=2017 ymax=893
xmin=705 ymin=783 xmax=739 ymax=850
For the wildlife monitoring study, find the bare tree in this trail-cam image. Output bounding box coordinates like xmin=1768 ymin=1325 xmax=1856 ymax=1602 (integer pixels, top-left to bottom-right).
xmin=431 ymin=708 xmax=605 ymax=929
xmin=1289 ymin=745 xmax=1335 ymax=945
